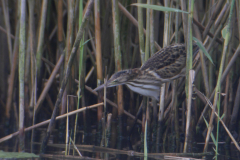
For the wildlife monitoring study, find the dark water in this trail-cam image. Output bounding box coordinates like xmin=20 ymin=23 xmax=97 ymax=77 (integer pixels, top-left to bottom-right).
xmin=0 ymin=112 xmax=239 ymax=160
xmin=1 ymin=134 xmax=239 ymax=160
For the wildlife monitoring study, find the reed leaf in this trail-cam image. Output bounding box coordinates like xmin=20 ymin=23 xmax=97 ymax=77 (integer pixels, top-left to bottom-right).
xmin=132 ymin=3 xmax=188 ymax=13
xmin=221 ymin=114 xmax=225 ymax=119
xmin=221 ymin=25 xmax=228 ymax=39
xmin=203 ymin=117 xmax=217 ymax=146
xmin=193 ymin=37 xmax=214 ymax=64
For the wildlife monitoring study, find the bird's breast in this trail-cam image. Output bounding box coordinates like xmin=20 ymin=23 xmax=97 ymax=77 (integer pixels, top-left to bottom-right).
xmin=126 ymin=83 xmax=160 ymax=100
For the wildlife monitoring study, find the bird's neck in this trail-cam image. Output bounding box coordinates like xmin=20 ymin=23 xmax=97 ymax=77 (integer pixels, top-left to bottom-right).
xmin=128 ymin=68 xmax=143 ymax=79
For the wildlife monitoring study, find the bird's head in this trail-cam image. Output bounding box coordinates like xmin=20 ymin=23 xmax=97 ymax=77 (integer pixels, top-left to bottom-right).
xmin=93 ymin=69 xmax=137 ymax=91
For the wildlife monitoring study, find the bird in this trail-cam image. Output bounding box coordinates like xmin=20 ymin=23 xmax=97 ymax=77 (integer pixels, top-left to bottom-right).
xmin=93 ymin=43 xmax=199 ymax=100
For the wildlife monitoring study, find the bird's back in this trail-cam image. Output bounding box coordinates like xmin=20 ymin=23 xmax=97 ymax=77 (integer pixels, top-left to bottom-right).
xmin=140 ymin=43 xmax=199 ymax=80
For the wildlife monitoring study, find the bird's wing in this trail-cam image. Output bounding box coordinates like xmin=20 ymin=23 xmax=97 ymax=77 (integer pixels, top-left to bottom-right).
xmin=140 ymin=43 xmax=198 ymax=80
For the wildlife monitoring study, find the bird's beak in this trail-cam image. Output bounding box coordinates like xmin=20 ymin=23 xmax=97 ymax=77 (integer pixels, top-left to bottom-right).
xmin=93 ymin=83 xmax=106 ymax=92
xmin=93 ymin=80 xmax=121 ymax=91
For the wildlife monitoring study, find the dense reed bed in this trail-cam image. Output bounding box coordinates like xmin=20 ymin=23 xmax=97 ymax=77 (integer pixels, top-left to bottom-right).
xmin=0 ymin=0 xmax=239 ymax=159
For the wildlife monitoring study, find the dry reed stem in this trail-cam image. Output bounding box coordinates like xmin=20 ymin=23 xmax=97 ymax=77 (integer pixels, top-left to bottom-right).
xmin=1 ymin=0 xmax=13 ymax=64
xmin=0 ymin=103 xmax=104 ymax=143
xmin=195 ymin=88 xmax=240 ymax=151
xmin=84 ymin=85 xmax=142 ymax=124
xmin=39 ymin=142 xmax=212 ymax=158
xmin=112 ymin=0 xmax=124 ymax=117
xmin=0 ymin=26 xmax=14 ymax=39
xmin=36 ymin=0 xmax=47 ymax=75
xmin=19 ymin=0 xmax=26 ymax=151
xmin=40 ymin=0 xmax=94 ymax=153
xmin=184 ymin=70 xmax=195 ymax=152
xmin=70 ymin=137 xmax=82 ymax=156
xmin=5 ymin=38 xmax=18 ymax=118
xmin=193 ymin=3 xmax=210 ymax=96
xmin=118 ymin=2 xmax=161 ymax=50
xmin=35 ymin=54 xmax=64 ymax=113
xmin=197 ymin=45 xmax=240 ymax=129
xmin=203 ymin=0 xmax=234 ymax=151
xmin=230 ymin=78 xmax=240 ymax=130
xmin=95 ymin=0 xmax=103 ymax=128
xmin=57 ymin=0 xmax=64 ymax=42
xmin=202 ymin=0 xmax=225 ymax=39
xmin=137 ymin=0 xmax=145 ymax=64
xmin=95 ymin=0 xmax=103 ymax=81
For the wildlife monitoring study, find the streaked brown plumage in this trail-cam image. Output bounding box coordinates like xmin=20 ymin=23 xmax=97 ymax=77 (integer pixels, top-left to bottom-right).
xmin=94 ymin=43 xmax=199 ymax=100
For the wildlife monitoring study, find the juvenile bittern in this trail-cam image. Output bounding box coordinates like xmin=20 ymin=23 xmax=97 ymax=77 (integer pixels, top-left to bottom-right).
xmin=94 ymin=43 xmax=199 ymax=100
